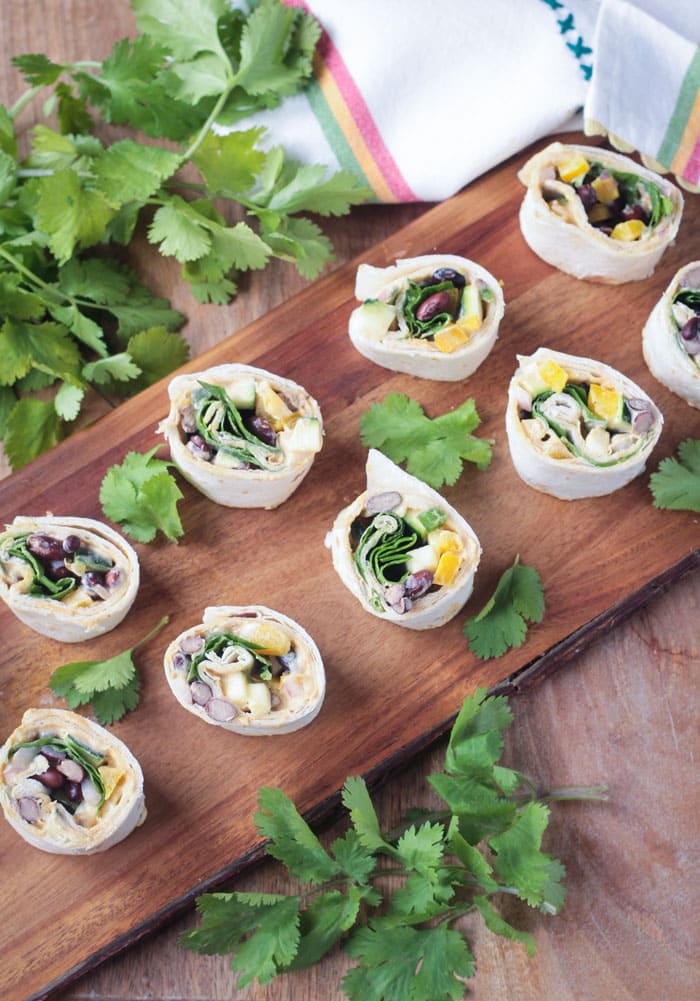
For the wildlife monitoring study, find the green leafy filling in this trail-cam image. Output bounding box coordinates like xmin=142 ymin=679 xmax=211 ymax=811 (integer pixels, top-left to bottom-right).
xmin=188 ymin=631 xmax=272 ymax=683
xmin=9 ymin=733 xmax=106 ymax=812
xmin=353 ymin=513 xmax=421 ymax=611
xmin=192 ymin=381 xmax=281 ymax=469
xmin=1 ymin=531 xmax=77 ymax=599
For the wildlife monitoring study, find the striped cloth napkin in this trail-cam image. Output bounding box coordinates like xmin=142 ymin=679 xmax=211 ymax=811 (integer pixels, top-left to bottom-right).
xmin=236 ymin=0 xmax=699 ymax=201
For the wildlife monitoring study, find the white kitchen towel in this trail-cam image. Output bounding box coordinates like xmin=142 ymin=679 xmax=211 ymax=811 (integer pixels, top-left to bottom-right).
xmin=237 ymin=0 xmax=699 ymax=201
xmin=584 ymin=0 xmax=700 ymax=191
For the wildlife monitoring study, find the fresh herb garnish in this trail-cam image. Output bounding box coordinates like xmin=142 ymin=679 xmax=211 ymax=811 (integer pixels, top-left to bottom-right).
xmin=649 ymin=438 xmax=700 ymax=513
xmin=1 ymin=0 xmax=370 ymax=469
xmin=360 ymin=393 xmax=493 ymax=489
xmin=99 ymin=446 xmax=184 ymax=543
xmin=49 ymin=614 xmax=169 ymax=724
xmin=463 ymin=557 xmax=545 ymax=660
xmin=181 ymin=688 xmax=606 ymax=998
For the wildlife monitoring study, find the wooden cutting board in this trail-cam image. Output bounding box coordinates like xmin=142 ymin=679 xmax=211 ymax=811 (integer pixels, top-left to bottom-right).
xmin=1 ymin=141 xmax=699 ymax=1001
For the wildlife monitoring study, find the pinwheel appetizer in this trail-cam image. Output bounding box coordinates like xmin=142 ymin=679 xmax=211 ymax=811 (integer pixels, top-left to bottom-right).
xmin=518 ymin=142 xmax=683 ymax=283
xmin=643 ymin=261 xmax=700 ymax=409
xmin=0 ymin=515 xmax=139 ymax=642
xmin=325 ymin=449 xmax=481 ymax=629
xmin=164 ymin=605 xmax=325 ymax=735
xmin=159 ymin=364 xmax=323 ymax=508
xmin=0 ymin=708 xmax=146 ymax=855
xmin=506 ymin=348 xmax=663 ymax=500
xmin=348 ymin=254 xmax=505 ymax=380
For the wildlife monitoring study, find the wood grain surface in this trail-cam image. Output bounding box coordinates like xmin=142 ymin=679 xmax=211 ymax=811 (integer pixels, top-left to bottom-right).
xmin=2 ymin=6 xmax=699 ymax=1001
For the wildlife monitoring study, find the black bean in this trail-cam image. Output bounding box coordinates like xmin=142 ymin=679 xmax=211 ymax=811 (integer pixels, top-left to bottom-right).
xmin=46 ymin=559 xmax=72 ymax=581
xmin=41 ymin=744 xmax=66 ymax=765
xmin=621 ymin=203 xmax=647 ymax=223
xmin=680 ymin=316 xmax=700 ymax=355
xmin=27 ymin=533 xmax=64 ymax=562
xmin=187 ymin=435 xmax=213 ymax=461
xmin=82 ymin=570 xmax=106 ymax=590
xmin=431 ymin=267 xmax=466 ymax=288
xmin=64 ymin=781 xmax=83 ymax=804
xmin=105 ymin=568 xmax=121 ymax=588
xmin=243 ymin=414 xmax=277 ymax=446
xmin=35 ymin=767 xmax=64 ymax=789
xmin=577 ymin=183 xmax=597 ymax=211
xmin=404 ymin=570 xmax=434 ymax=599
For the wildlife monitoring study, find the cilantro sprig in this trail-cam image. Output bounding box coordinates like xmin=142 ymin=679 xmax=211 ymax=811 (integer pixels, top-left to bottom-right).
xmin=1 ymin=0 xmax=370 ymax=469
xmin=100 ymin=446 xmax=184 ymax=543
xmin=181 ymin=689 xmax=606 ymax=998
xmin=359 ymin=393 xmax=493 ymax=489
xmin=463 ymin=556 xmax=545 ymax=660
xmin=49 ymin=614 xmax=169 ymax=724
xmin=649 ymin=438 xmax=700 ymax=513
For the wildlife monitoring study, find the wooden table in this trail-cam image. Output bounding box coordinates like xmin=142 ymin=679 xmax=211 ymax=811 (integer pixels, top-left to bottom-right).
xmin=3 ymin=5 xmax=699 ymax=1000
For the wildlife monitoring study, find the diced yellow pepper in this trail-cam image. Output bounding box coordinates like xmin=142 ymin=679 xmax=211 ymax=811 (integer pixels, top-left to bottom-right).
xmin=239 ymin=621 xmax=291 ymax=657
xmin=433 ymin=551 xmax=461 ymax=587
xmin=428 ymin=529 xmax=463 ymax=554
xmin=98 ymin=766 xmax=124 ymax=802
xmin=588 ymin=384 xmax=621 ymax=423
xmin=591 ymin=174 xmax=620 ymax=203
xmin=557 ymin=154 xmax=589 ymax=183
xmin=457 ymin=314 xmax=482 ymax=333
xmin=610 ymin=219 xmax=645 ymax=242
xmin=433 ymin=324 xmax=471 ymax=354
xmin=587 ymin=203 xmax=612 ymax=224
xmin=259 ymin=386 xmax=293 ymax=429
xmin=539 ymin=359 xmax=568 ymax=393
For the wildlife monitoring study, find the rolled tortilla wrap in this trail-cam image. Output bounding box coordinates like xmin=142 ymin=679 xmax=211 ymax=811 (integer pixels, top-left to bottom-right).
xmin=506 ymin=348 xmax=663 ymax=500
xmin=164 ymin=605 xmax=325 ymax=735
xmin=0 ymin=708 xmax=146 ymax=855
xmin=325 ymin=449 xmax=481 ymax=629
xmin=159 ymin=364 xmax=323 ymax=509
xmin=348 ymin=254 xmax=505 ymax=380
xmin=0 ymin=515 xmax=140 ymax=642
xmin=642 ymin=261 xmax=700 ymax=409
xmin=518 ymin=142 xmax=683 ymax=283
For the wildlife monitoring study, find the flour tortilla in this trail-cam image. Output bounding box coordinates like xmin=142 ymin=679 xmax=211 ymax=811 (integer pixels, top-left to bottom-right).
xmin=642 ymin=261 xmax=700 ymax=409
xmin=518 ymin=143 xmax=683 ymax=283
xmin=0 ymin=708 xmax=146 ymax=855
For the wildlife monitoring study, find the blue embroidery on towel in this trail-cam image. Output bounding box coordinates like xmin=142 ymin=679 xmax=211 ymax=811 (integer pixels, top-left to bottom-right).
xmin=540 ymin=0 xmax=593 ymax=81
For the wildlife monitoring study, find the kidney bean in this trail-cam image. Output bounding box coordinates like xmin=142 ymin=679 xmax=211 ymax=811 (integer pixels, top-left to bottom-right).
xmin=41 ymin=745 xmax=66 ymax=764
xmin=365 ymin=491 xmax=402 ymax=514
xmin=105 ymin=568 xmax=121 ymax=588
xmin=62 ymin=534 xmax=81 ymax=555
xmin=627 ymin=398 xmax=654 ymax=433
xmin=206 ymin=698 xmax=237 ymax=722
xmin=190 ymin=680 xmax=213 ymax=706
xmin=243 ymin=414 xmax=277 ymax=446
xmin=577 ymin=184 xmax=597 ymax=211
xmin=35 ymin=767 xmax=64 ymax=789
xmin=82 ymin=570 xmax=106 ymax=590
xmin=431 ymin=267 xmax=466 ymax=288
xmin=18 ymin=798 xmax=41 ymax=823
xmin=180 ymin=405 xmax=197 ymax=435
xmin=64 ymin=781 xmax=83 ymax=804
xmin=172 ymin=652 xmax=190 ymax=673
xmin=58 ymin=758 xmax=85 ymax=783
xmin=680 ymin=316 xmax=700 ymax=355
xmin=47 ymin=559 xmax=72 ymax=581
xmin=27 ymin=534 xmax=64 ymax=562
xmin=415 ymin=291 xmax=450 ymax=322
xmin=404 ymin=570 xmax=434 ymax=599
xmin=187 ymin=435 xmax=213 ymax=461
xmin=181 ymin=634 xmax=205 ymax=655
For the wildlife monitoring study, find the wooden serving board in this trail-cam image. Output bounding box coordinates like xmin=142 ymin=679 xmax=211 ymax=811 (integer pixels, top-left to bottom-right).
xmin=1 ymin=141 xmax=699 ymax=1001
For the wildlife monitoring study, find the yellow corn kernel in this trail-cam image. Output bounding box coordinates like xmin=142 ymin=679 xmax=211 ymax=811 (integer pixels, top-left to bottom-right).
xmin=239 ymin=621 xmax=291 ymax=657
xmin=259 ymin=386 xmax=293 ymax=429
xmin=588 ymin=384 xmax=621 ymax=423
xmin=98 ymin=766 xmax=125 ymax=802
xmin=591 ymin=174 xmax=619 ymax=203
xmin=428 ymin=529 xmax=463 ymax=554
xmin=539 ymin=359 xmax=568 ymax=392
xmin=610 ymin=219 xmax=645 ymax=242
xmin=433 ymin=324 xmax=471 ymax=353
xmin=587 ymin=203 xmax=612 ymax=224
xmin=557 ymin=154 xmax=589 ymax=183
xmin=433 ymin=551 xmax=461 ymax=587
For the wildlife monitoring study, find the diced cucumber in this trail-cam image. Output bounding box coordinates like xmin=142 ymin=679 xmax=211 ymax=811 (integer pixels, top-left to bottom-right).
xmin=404 ymin=511 xmax=428 ymax=539
xmin=222 ymin=671 xmax=249 ymax=705
xmin=285 ymin=417 xmax=323 ymax=453
xmin=460 ymin=284 xmax=483 ymax=323
xmin=357 ymin=299 xmax=396 ymax=341
xmin=418 ymin=506 xmax=448 ymax=533
xmin=225 ymin=378 xmax=257 ymax=410
xmin=247 ymin=682 xmax=272 ymax=717
xmin=406 ymin=544 xmax=439 ymax=575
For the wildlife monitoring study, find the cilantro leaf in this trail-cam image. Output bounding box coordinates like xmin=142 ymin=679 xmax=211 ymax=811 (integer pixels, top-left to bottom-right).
xmin=124 ymin=327 xmax=190 ymax=391
xmin=49 ymin=616 xmax=168 ymax=725
xmin=191 ymin=128 xmax=267 ymax=195
xmin=12 ymin=53 xmax=64 ymax=86
xmin=82 ymin=353 xmax=142 ymax=386
xmin=360 ymin=393 xmax=493 ymax=489
xmin=488 ymin=802 xmax=567 ymax=913
xmin=35 ymin=167 xmax=116 ymax=263
xmin=4 ymin=397 xmax=62 ymax=469
xmin=290 ymin=889 xmax=362 ymax=970
xmin=100 ymin=446 xmax=184 ymax=543
xmin=254 ymin=787 xmax=340 ymax=885
xmin=342 ymin=776 xmax=392 ymax=855
xmin=147 ymin=195 xmax=213 ymax=262
xmin=93 ymin=140 xmax=182 ymax=204
xmin=649 ymin=438 xmax=700 ymax=513
xmin=472 ymin=896 xmax=536 ymax=956
xmin=463 ymin=556 xmax=545 ymax=660
xmin=267 ymin=165 xmax=370 ymax=216
xmin=53 ymin=381 xmax=84 ymax=421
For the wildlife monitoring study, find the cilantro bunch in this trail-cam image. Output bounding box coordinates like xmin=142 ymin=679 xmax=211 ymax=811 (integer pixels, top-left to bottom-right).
xmin=0 ymin=0 xmax=370 ymax=469
xmin=182 ymin=689 xmax=606 ymax=1000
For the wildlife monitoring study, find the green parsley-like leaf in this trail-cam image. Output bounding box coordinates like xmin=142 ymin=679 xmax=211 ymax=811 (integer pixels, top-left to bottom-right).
xmin=100 ymin=446 xmax=184 ymax=543
xmin=472 ymin=896 xmax=536 ymax=956
xmin=125 ymin=327 xmax=190 ymax=390
xmin=649 ymin=438 xmax=700 ymax=513
xmin=254 ymin=787 xmax=340 ymax=885
xmin=82 ymin=353 xmax=142 ymax=386
xmin=289 ymin=889 xmax=362 ymax=970
xmin=463 ymin=556 xmax=545 ymax=660
xmin=191 ymin=128 xmax=267 ymax=195
xmin=49 ymin=616 xmax=168 ymax=725
xmin=342 ymin=776 xmax=392 ymax=855
xmin=147 ymin=195 xmax=213 ymax=262
xmin=4 ymin=397 xmax=62 ymax=469
xmin=360 ymin=393 xmax=493 ymax=489
xmin=12 ymin=53 xmax=64 ymax=86
xmin=35 ymin=167 xmax=116 ymax=263
xmin=488 ymin=801 xmax=567 ymax=913
xmin=53 ymin=381 xmax=85 ymax=421
xmin=93 ymin=140 xmax=182 ymax=204
xmin=445 ymin=687 xmax=512 ymax=778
